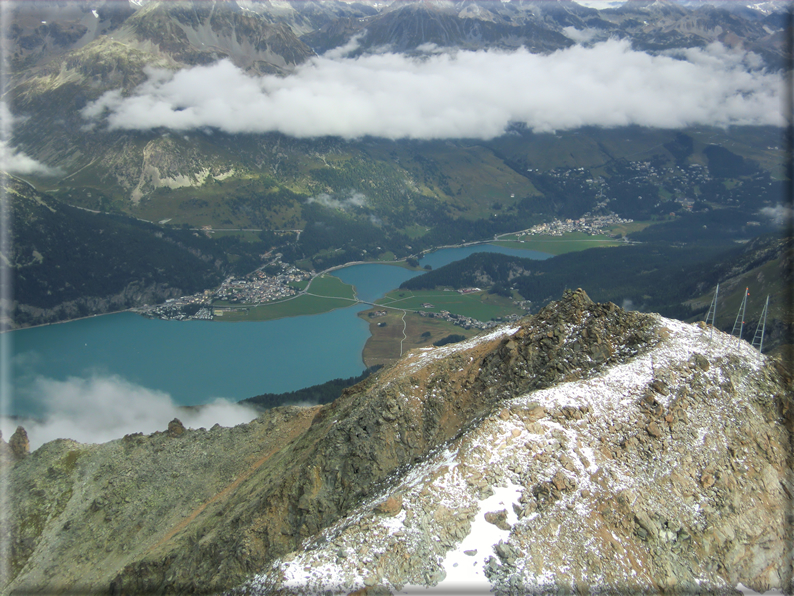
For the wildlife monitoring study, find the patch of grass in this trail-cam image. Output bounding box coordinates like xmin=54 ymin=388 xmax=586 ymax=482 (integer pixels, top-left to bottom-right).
xmin=305 ymin=275 xmax=356 ymax=299
xmin=60 ymin=450 xmax=82 ymax=474
xmin=493 ymin=232 xmax=619 ymax=255
xmin=377 ymin=289 xmax=522 ymax=321
xmin=215 ymin=294 xmax=354 ymax=321
xmin=402 ymin=224 xmax=432 ymax=239
xmin=605 ymin=221 xmax=654 ymax=237
xmin=359 ymin=309 xmax=478 ymax=368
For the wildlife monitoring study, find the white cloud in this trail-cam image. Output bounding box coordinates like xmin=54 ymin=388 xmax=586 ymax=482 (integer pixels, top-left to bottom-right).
xmin=572 ymin=0 xmax=626 ymax=9
xmin=562 ymin=26 xmax=599 ymax=44
xmin=1 ymin=103 xmax=62 ymax=176
xmin=0 ymin=141 xmax=63 ymax=176
xmin=322 ymin=32 xmax=365 ymax=60
xmin=307 ymin=190 xmax=368 ymax=211
xmin=759 ymin=204 xmax=793 ymax=226
xmin=81 ymin=40 xmax=783 ymax=140
xmin=3 ymin=374 xmax=259 ymax=450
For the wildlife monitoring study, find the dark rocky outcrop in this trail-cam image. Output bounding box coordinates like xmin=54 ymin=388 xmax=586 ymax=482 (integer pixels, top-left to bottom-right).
xmin=9 ymin=426 xmax=30 ymax=460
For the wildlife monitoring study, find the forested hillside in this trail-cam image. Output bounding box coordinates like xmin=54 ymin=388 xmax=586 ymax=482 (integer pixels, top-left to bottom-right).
xmin=401 ymin=232 xmax=792 ymax=339
xmin=2 ymin=174 xmax=277 ymax=328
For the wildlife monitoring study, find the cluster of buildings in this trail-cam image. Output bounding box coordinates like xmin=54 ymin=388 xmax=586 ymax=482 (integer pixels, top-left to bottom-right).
xmin=135 ymin=259 xmax=312 ymax=321
xmin=135 ymin=300 xmax=213 ymax=321
xmin=519 ymin=213 xmax=633 ymax=237
xmin=214 ymin=264 xmax=310 ymax=305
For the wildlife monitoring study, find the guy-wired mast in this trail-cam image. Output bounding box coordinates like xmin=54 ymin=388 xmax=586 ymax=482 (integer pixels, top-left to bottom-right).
xmin=751 ymin=295 xmax=770 ymax=353
xmin=731 ymin=287 xmax=749 ymax=340
xmin=704 ymin=283 xmax=719 ymax=340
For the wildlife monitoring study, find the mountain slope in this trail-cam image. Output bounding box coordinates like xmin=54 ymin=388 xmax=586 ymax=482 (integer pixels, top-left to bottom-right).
xmin=1 ymin=172 xmax=232 ymax=329
xmin=1 ymin=290 xmax=790 ymax=594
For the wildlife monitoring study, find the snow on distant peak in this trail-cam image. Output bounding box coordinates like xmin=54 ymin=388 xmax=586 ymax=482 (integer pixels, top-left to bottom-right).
xmin=572 ymin=0 xmax=626 ymax=9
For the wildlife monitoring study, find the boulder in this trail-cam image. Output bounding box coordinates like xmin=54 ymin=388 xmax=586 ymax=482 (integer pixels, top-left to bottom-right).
xmin=10 ymin=426 xmax=30 ymax=459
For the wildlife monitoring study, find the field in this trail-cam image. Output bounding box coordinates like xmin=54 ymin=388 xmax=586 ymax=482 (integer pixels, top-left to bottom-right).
xmin=493 ymin=232 xmax=620 ymax=255
xmin=358 ymin=309 xmax=478 ymax=368
xmin=377 ymin=289 xmax=523 ymax=321
xmin=604 ymin=221 xmax=653 ymax=237
xmin=305 ymin=275 xmax=356 ymax=299
xmin=213 ymin=295 xmax=355 ymax=322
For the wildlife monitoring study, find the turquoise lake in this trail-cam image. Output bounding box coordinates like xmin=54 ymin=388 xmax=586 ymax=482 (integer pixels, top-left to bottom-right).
xmin=8 ymin=244 xmax=551 ymax=418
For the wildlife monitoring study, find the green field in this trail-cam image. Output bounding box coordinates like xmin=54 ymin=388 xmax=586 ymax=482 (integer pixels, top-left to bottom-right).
xmin=377 ymin=289 xmax=523 ymax=321
xmin=402 ymin=225 xmax=432 ymax=239
xmin=604 ymin=221 xmax=654 ymax=237
xmin=305 ymin=274 xmax=356 ymax=299
xmin=493 ymin=232 xmax=621 ymax=255
xmin=215 ymin=294 xmax=354 ymax=322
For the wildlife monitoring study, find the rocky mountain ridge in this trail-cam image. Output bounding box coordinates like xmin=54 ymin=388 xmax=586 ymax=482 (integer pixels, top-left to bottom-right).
xmin=1 ymin=290 xmax=791 ymax=594
xmin=241 ymin=293 xmax=793 ymax=595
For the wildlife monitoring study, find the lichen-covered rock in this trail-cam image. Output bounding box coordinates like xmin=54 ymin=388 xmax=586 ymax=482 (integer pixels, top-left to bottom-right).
xmin=166 ymin=418 xmax=186 ymax=437
xmin=9 ymin=426 xmax=30 ymax=460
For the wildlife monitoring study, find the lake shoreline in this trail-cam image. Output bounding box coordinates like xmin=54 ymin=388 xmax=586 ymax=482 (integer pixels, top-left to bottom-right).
xmin=1 ymin=308 xmax=134 ymax=334
xmin=7 ymin=243 xmax=553 ymax=417
xmin=4 ymin=239 xmax=553 ymax=333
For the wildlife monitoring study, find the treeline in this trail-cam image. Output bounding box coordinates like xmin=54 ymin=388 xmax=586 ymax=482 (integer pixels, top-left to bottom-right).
xmin=240 ymin=366 xmax=381 ymax=410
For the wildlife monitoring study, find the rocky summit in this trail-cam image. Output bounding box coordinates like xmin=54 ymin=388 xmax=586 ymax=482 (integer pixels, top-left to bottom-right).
xmin=1 ymin=290 xmax=791 ymax=595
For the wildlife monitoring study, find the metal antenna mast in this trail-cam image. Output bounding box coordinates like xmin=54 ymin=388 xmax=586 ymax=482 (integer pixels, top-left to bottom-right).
xmin=704 ymin=283 xmax=719 ymax=339
xmin=751 ymin=295 xmax=770 ymax=353
xmin=731 ymin=288 xmax=750 ymax=340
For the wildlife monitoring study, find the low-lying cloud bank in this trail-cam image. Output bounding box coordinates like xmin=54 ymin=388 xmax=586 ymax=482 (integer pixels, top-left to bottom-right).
xmin=4 ymin=374 xmax=259 ymax=450
xmin=82 ymin=40 xmax=782 ymax=140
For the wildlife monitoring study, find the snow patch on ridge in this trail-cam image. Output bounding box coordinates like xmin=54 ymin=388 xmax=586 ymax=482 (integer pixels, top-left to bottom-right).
xmin=243 ymin=316 xmax=779 ymax=594
xmin=403 ymin=326 xmax=520 ymax=374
